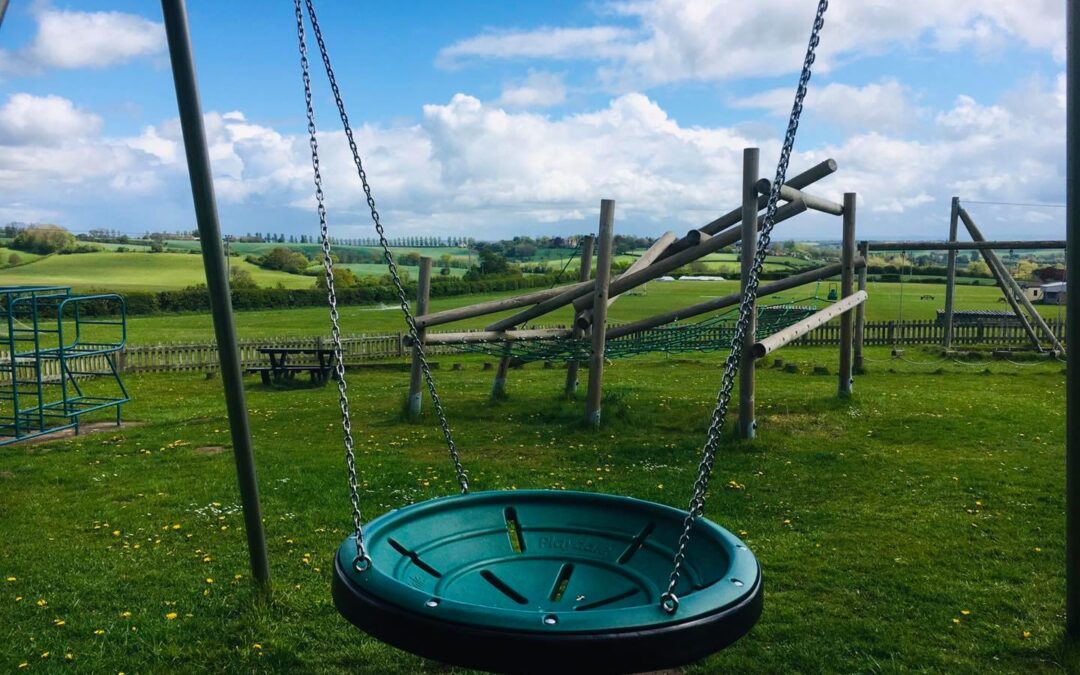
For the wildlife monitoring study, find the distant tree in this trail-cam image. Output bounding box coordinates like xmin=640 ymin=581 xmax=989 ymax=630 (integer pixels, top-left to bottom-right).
xmin=478 ymin=250 xmax=510 ymax=276
xmin=317 ymin=267 xmax=362 ymax=289
xmin=12 ymin=224 xmax=75 ymax=254
xmin=229 ymin=266 xmax=259 ymax=289
xmin=258 ymin=247 xmax=310 ymax=274
xmin=149 ymin=240 xmax=165 ymax=253
xmin=965 ymin=260 xmax=991 ymax=277
xmin=7 ymin=253 xmax=20 ymax=266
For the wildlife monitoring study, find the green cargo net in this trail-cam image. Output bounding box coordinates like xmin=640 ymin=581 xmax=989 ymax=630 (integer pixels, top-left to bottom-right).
xmin=445 ymin=300 xmax=822 ymax=363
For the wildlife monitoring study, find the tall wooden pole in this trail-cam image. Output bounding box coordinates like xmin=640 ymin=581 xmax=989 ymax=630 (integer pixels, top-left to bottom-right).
xmin=1066 ymin=0 xmax=1079 ymax=638
xmin=160 ymin=0 xmax=269 ymax=586
xmin=943 ymin=196 xmax=960 ymax=348
xmin=738 ymin=148 xmax=759 ymax=439
xmin=854 ymin=240 xmax=868 ymax=373
xmin=564 ymin=236 xmax=595 ymax=398
xmin=838 ymin=193 xmax=856 ymax=398
xmin=585 ymin=201 xmax=615 ymax=427
xmin=407 ymin=257 xmax=433 ymax=417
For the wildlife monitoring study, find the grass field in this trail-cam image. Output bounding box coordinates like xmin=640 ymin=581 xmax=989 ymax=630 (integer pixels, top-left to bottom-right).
xmin=0 ymin=253 xmax=315 ymax=292
xmin=331 ymin=263 xmax=467 ymax=279
xmin=0 ymin=347 xmax=1071 ymax=672
xmin=119 ymin=279 xmax=1065 ymax=345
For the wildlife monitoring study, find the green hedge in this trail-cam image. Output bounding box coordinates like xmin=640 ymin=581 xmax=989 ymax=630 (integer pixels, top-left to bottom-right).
xmin=79 ymin=273 xmax=568 ymax=317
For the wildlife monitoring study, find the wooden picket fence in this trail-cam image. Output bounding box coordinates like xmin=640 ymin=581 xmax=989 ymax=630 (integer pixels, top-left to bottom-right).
xmin=112 ymin=318 xmax=1068 ymax=375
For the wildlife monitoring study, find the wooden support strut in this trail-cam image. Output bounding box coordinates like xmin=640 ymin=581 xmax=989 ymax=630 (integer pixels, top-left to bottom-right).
xmin=854 ymin=240 xmax=868 ymax=373
xmin=959 ymin=207 xmax=1065 ymax=354
xmin=957 ymin=207 xmax=1047 ymax=352
xmin=751 ymin=291 xmax=868 ymax=358
xmin=943 ymin=197 xmax=960 ymax=348
xmin=575 ymin=231 xmax=678 ymax=330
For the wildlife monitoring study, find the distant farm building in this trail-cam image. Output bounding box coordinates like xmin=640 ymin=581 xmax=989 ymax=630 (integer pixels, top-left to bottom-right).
xmin=1035 ymin=266 xmax=1067 ymax=282
xmin=1041 ymin=281 xmax=1067 ymax=305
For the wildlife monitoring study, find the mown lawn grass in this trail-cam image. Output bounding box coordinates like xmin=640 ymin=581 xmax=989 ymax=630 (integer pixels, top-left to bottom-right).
xmin=0 ymin=253 xmax=314 ymax=292
xmin=121 ymin=278 xmax=1065 ymax=345
xmin=0 ymin=347 xmax=1073 ymax=673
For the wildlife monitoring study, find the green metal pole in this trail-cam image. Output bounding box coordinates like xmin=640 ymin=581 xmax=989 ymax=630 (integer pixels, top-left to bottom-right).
xmin=1067 ymin=0 xmax=1079 ymax=639
xmin=160 ymin=0 xmax=270 ymax=587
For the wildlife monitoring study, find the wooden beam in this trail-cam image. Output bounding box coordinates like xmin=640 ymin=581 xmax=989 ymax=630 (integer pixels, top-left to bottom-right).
xmin=838 ymin=193 xmax=856 ymax=398
xmin=756 ymin=180 xmax=844 ymax=216
xmin=751 ymin=291 xmax=868 ymax=358
xmin=943 ymin=197 xmax=960 ymax=348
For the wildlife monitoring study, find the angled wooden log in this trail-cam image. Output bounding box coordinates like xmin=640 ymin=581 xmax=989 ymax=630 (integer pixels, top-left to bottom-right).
xmin=605 ymin=258 xmax=862 ymax=340
xmin=572 ymin=199 xmax=809 ymax=315
xmin=414 ymin=281 xmax=592 ymax=329
xmin=756 ymin=180 xmax=844 ymax=216
xmin=575 ymin=231 xmax=678 ymax=331
xmin=412 ymin=328 xmax=572 ymax=346
xmin=752 ymin=291 xmax=868 ymax=358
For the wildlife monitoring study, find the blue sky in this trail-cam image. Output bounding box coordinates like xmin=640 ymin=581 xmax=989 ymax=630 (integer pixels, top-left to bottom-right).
xmin=0 ymin=1 xmax=1068 ymax=241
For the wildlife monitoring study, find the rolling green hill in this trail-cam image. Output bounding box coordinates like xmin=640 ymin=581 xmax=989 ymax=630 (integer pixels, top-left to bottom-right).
xmin=0 ymin=252 xmax=314 ymax=291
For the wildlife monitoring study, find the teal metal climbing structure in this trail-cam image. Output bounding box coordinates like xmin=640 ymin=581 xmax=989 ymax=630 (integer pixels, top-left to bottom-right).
xmin=0 ymin=286 xmax=129 ymax=445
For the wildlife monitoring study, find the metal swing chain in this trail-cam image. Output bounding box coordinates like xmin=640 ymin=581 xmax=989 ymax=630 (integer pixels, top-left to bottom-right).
xmin=660 ymin=0 xmax=828 ymax=615
xmin=295 ymin=0 xmax=372 ymax=571
xmin=293 ymin=0 xmax=466 ymax=570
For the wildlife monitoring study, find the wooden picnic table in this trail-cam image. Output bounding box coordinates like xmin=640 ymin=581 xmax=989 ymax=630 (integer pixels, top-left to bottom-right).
xmin=250 ymin=346 xmax=336 ymax=385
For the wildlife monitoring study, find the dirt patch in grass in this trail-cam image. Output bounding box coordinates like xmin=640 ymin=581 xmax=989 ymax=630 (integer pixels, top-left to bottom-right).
xmin=195 ymin=445 xmax=227 ymax=455
xmin=0 ymin=471 xmax=13 ymax=479
xmin=11 ymin=421 xmax=143 ymax=450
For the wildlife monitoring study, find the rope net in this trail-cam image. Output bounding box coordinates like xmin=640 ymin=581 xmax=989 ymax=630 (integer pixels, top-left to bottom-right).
xmin=445 ymin=299 xmax=822 ymax=362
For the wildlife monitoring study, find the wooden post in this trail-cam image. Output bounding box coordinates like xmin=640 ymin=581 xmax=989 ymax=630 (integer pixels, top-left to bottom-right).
xmin=585 ymin=200 xmax=615 ymax=427
xmin=491 ymin=347 xmax=511 ymax=400
xmin=943 ymin=196 xmax=960 ymax=347
xmin=738 ymin=148 xmax=758 ymax=440
xmin=565 ymin=236 xmax=595 ymax=398
xmin=854 ymin=240 xmax=868 ymax=373
xmin=838 ymin=193 xmax=856 ymax=397
xmin=407 ymin=257 xmax=432 ymax=417
xmin=1066 ymin=0 xmax=1079 ymax=634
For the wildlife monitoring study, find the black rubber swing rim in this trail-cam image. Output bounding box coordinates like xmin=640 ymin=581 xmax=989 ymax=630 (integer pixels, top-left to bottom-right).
xmin=332 ymin=556 xmax=763 ymax=674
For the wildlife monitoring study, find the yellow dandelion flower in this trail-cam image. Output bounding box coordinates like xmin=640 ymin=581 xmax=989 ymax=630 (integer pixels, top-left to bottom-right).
xmin=206 ymin=578 xmax=214 ymax=584
xmin=65 ymin=653 xmax=74 ymax=660
xmin=252 ymin=643 xmax=263 ymax=650
xmin=165 ymin=612 xmax=178 ymax=620
xmin=120 ymin=611 xmax=132 ymax=618
xmin=36 ymin=598 xmax=47 ymax=607
xmin=40 ymin=652 xmax=49 ymax=658
xmin=112 ymin=530 xmax=121 ymax=537
xmin=171 ymin=524 xmax=181 ymax=530
xmin=1023 ymin=630 xmax=1032 ymax=639
xmin=961 ymin=609 xmax=971 ymax=616
xmin=952 ymin=618 xmax=960 ymax=624
xmin=53 ymin=618 xmax=65 ymax=626
xmin=94 ymin=629 xmax=105 ymax=635
xmin=17 ymin=663 xmax=28 ymax=669
xmin=15 ymin=596 xmax=22 ymax=601
xmin=234 ymin=574 xmax=243 ymax=581
xmin=5 ymin=576 xmax=15 ymax=582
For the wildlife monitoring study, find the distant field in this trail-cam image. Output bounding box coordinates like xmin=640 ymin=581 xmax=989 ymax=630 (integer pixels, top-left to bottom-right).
xmin=120 ymin=278 xmax=1063 ymax=345
xmin=331 ymin=263 xmax=468 ymax=278
xmin=0 ymin=247 xmax=43 ymax=266
xmin=0 ymin=253 xmax=314 ymax=291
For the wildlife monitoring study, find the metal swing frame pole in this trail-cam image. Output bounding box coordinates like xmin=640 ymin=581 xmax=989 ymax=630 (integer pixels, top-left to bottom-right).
xmin=160 ymin=0 xmax=270 ymax=587
xmin=1067 ymin=0 xmax=1079 ymax=639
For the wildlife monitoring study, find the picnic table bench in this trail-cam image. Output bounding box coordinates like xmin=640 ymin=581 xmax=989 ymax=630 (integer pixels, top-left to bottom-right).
xmin=248 ymin=347 xmax=336 ymax=385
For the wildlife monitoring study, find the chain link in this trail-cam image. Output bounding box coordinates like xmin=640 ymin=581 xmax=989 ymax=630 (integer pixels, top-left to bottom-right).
xmin=294 ymin=0 xmax=470 ymax=569
xmin=660 ymin=0 xmax=828 ymax=613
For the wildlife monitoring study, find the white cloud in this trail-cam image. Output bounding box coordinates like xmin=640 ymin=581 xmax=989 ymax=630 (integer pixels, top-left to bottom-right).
xmin=0 ymin=75 xmax=1067 ymax=239
xmin=438 ymin=0 xmax=1064 ymax=87
xmin=734 ymin=79 xmax=923 ymax=134
xmin=0 ymin=7 xmax=164 ymax=73
xmin=0 ymin=93 xmax=103 ymax=146
xmin=495 ymin=72 xmax=568 ymax=109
